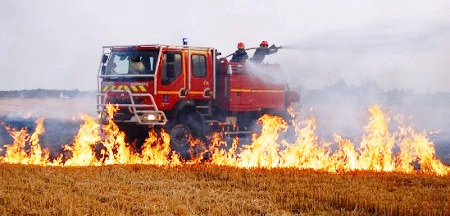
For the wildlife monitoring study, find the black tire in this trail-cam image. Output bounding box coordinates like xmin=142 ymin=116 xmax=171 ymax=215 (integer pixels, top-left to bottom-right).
xmin=176 ymin=108 xmax=205 ymax=137
xmin=170 ymin=108 xmax=206 ymax=159
xmin=169 ymin=124 xmax=191 ymax=157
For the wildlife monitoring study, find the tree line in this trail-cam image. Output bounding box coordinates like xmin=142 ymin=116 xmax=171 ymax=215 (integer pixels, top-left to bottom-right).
xmin=0 ymin=89 xmax=96 ymax=98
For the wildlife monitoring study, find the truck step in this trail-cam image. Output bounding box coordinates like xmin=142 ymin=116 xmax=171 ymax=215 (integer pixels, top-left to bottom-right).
xmin=198 ymin=110 xmax=212 ymax=116
xmin=195 ymin=105 xmax=210 ymax=109
xmin=200 ymin=114 xmax=213 ymax=120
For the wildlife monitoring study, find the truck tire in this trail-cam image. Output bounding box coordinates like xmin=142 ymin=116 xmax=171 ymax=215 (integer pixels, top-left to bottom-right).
xmin=170 ymin=108 xmax=205 ymax=159
xmin=169 ymin=124 xmax=191 ymax=157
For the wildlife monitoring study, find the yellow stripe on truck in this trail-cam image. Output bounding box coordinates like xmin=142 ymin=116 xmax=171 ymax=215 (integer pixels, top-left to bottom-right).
xmin=231 ymin=88 xmax=251 ymax=93
xmin=102 ymin=84 xmax=148 ymax=92
xmin=158 ymin=91 xmax=179 ymax=94
xmin=139 ymin=85 xmax=147 ymax=92
xmin=231 ymin=88 xmax=284 ymax=93
xmin=131 ymin=86 xmax=139 ymax=92
xmin=189 ymin=91 xmax=204 ymax=95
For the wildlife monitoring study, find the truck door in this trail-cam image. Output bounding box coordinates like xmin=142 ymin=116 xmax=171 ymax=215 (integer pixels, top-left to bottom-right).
xmin=188 ymin=51 xmax=213 ymax=100
xmin=157 ymin=51 xmax=185 ymax=110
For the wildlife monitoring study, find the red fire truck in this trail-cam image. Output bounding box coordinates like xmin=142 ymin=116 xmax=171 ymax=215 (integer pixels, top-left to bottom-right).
xmin=97 ymin=44 xmax=299 ymax=155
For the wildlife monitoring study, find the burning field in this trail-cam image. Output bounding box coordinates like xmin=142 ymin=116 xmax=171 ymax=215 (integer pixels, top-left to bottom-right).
xmin=1 ymin=104 xmax=448 ymax=174
xmin=0 ymin=102 xmax=449 ymax=215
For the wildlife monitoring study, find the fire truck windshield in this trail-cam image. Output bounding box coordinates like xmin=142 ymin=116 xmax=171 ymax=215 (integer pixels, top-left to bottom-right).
xmin=104 ymin=50 xmax=159 ymax=80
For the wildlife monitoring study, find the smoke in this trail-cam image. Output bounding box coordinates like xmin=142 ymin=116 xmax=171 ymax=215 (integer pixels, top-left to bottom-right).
xmin=265 ymin=21 xmax=450 ymax=92
xmin=283 ymin=21 xmax=450 ymax=54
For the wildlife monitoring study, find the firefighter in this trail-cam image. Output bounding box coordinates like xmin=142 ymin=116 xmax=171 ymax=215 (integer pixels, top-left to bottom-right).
xmin=251 ymin=40 xmax=278 ymax=63
xmin=230 ymin=42 xmax=248 ymax=62
xmin=129 ymin=55 xmax=146 ymax=74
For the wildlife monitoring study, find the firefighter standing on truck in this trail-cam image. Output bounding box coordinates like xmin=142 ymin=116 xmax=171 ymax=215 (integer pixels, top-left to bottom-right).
xmin=230 ymin=42 xmax=248 ymax=62
xmin=251 ymin=40 xmax=279 ymax=63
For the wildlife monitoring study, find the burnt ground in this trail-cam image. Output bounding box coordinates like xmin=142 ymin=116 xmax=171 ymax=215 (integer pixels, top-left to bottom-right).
xmin=0 ymin=116 xmax=81 ymax=158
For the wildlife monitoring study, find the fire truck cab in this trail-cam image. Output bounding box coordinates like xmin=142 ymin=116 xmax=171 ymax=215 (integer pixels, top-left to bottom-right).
xmin=97 ymin=44 xmax=299 ymax=155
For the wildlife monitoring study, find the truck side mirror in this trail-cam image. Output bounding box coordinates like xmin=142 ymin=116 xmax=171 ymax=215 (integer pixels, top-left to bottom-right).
xmin=101 ymin=65 xmax=107 ymax=75
xmin=102 ymin=54 xmax=108 ymax=64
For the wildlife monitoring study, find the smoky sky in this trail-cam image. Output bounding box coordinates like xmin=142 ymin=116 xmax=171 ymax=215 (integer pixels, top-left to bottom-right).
xmin=1 ymin=0 xmax=450 ymax=92
xmin=271 ymin=20 xmax=450 ymax=92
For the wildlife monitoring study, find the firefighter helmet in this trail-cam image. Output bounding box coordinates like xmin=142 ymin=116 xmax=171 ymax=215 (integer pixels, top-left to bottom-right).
xmin=237 ymin=42 xmax=245 ymax=49
xmin=260 ymin=40 xmax=269 ymax=47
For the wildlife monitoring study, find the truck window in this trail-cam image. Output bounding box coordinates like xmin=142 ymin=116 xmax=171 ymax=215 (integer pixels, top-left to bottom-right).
xmin=192 ymin=55 xmax=206 ymax=77
xmin=162 ymin=52 xmax=182 ymax=85
xmin=105 ymin=50 xmax=158 ymax=78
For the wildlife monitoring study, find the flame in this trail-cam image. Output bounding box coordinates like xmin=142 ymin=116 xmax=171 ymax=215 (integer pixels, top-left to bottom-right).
xmin=27 ymin=118 xmax=51 ymax=164
xmin=101 ymin=104 xmax=137 ymax=164
xmin=209 ymin=132 xmax=239 ymax=166
xmin=0 ymin=104 xmax=448 ymax=175
xmin=63 ymin=115 xmax=101 ymax=166
xmin=1 ymin=118 xmax=51 ymax=165
xmin=63 ymin=104 xmax=182 ymax=166
xmin=237 ymin=115 xmax=287 ymax=168
xmin=209 ymin=106 xmax=448 ymax=175
xmin=396 ymin=126 xmax=449 ymax=175
xmin=3 ymin=126 xmax=30 ymax=164
xmin=140 ymin=130 xmax=172 ymax=165
xmin=330 ymin=106 xmax=449 ymax=175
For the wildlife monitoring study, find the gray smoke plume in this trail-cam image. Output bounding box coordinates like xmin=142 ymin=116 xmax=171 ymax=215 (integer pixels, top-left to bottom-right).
xmin=263 ymin=21 xmax=450 ymax=92
xmin=283 ymin=21 xmax=450 ymax=54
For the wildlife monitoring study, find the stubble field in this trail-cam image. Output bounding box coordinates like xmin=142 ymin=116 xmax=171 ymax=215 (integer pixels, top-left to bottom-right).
xmin=1 ymin=164 xmax=449 ymax=216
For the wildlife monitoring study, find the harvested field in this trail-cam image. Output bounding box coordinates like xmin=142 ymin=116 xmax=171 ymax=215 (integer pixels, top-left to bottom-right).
xmin=0 ymin=164 xmax=449 ymax=215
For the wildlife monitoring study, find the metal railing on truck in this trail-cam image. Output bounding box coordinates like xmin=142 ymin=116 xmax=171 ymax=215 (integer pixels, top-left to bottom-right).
xmin=97 ymin=89 xmax=168 ymax=126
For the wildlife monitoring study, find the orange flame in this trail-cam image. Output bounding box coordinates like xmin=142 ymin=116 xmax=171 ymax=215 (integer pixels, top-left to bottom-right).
xmin=63 ymin=115 xmax=101 ymax=166
xmin=101 ymin=104 xmax=137 ymax=164
xmin=1 ymin=118 xmax=51 ymax=165
xmin=140 ymin=130 xmax=173 ymax=165
xmin=209 ymin=132 xmax=239 ymax=166
xmin=209 ymin=106 xmax=449 ymax=175
xmin=330 ymin=106 xmax=449 ymax=175
xmin=397 ymin=126 xmax=449 ymax=175
xmin=237 ymin=115 xmax=287 ymax=168
xmin=0 ymin=104 xmax=448 ymax=175
xmin=281 ymin=117 xmax=335 ymax=171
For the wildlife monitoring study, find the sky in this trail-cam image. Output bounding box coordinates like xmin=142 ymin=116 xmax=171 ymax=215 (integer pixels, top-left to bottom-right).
xmin=1 ymin=0 xmax=450 ymax=92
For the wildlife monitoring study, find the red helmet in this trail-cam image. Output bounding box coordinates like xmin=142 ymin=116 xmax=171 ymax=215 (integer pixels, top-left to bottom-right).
xmin=260 ymin=40 xmax=269 ymax=46
xmin=237 ymin=42 xmax=245 ymax=49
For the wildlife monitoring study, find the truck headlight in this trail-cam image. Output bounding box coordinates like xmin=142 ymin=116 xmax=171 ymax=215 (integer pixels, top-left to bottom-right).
xmin=147 ymin=114 xmax=157 ymax=121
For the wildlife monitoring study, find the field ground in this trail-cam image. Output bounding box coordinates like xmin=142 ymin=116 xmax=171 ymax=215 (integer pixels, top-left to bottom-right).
xmin=0 ymin=165 xmax=449 ymax=215
xmin=0 ymin=98 xmax=96 ymax=119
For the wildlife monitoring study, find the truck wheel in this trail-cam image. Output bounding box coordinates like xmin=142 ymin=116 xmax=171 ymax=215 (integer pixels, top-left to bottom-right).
xmin=170 ymin=124 xmax=191 ymax=156
xmin=170 ymin=108 xmax=206 ymax=159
